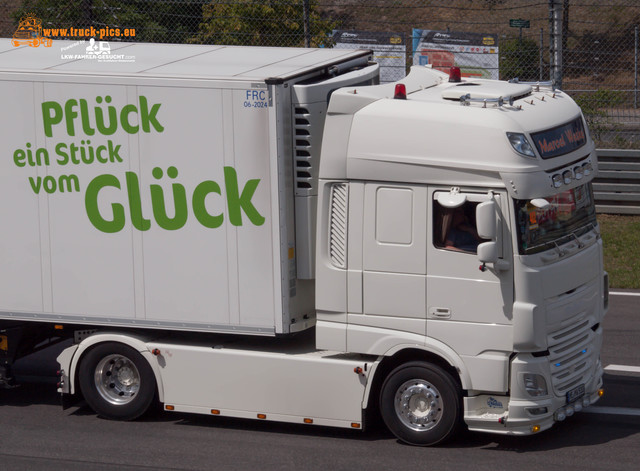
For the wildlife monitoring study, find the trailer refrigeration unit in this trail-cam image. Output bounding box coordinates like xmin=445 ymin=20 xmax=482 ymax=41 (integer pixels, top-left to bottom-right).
xmin=0 ymin=40 xmax=607 ymax=446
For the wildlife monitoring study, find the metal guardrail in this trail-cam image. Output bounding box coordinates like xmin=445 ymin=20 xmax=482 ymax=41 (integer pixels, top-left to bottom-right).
xmin=594 ymin=149 xmax=640 ymax=215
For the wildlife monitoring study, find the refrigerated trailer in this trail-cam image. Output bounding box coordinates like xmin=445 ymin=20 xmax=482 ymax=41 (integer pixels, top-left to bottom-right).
xmin=0 ymin=39 xmax=607 ymax=446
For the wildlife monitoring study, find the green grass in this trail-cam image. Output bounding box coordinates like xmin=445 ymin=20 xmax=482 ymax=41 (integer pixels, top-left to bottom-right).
xmin=598 ymin=214 xmax=640 ymax=289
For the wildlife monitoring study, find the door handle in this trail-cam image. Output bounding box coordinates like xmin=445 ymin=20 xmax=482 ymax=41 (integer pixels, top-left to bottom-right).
xmin=429 ymin=307 xmax=451 ymax=319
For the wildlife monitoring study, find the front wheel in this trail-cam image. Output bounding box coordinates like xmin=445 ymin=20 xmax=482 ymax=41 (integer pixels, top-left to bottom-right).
xmin=380 ymin=362 xmax=461 ymax=446
xmin=79 ymin=342 xmax=156 ymax=420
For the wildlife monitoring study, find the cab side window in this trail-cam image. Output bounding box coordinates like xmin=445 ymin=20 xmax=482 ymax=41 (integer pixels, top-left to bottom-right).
xmin=433 ymin=201 xmax=484 ymax=253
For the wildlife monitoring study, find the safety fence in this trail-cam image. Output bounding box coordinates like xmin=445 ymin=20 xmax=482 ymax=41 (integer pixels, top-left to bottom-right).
xmin=595 ymin=149 xmax=640 ymax=214
xmin=1 ymin=1 xmax=639 ymax=149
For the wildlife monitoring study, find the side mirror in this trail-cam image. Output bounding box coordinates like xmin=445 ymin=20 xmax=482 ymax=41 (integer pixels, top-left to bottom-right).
xmin=477 ymin=241 xmax=498 ymax=264
xmin=476 ymin=200 xmax=497 ymax=240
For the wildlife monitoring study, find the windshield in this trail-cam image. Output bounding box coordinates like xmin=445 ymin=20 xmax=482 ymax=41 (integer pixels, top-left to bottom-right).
xmin=514 ymin=183 xmax=597 ymax=255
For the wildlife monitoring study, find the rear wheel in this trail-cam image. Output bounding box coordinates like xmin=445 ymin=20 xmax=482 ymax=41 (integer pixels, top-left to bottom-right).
xmin=380 ymin=362 xmax=461 ymax=446
xmin=79 ymin=342 xmax=156 ymax=420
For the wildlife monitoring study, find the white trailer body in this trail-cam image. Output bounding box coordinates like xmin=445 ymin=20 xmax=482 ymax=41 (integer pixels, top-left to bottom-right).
xmin=0 ymin=40 xmax=375 ymax=335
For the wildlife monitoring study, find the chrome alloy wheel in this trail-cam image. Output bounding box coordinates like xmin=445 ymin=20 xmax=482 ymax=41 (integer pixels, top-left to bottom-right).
xmin=394 ymin=380 xmax=444 ymax=431
xmin=94 ymin=354 xmax=141 ymax=406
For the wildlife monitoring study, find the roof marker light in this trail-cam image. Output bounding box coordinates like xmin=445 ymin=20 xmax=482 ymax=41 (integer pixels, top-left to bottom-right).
xmin=394 ymin=83 xmax=407 ymax=100
xmin=449 ymin=66 xmax=462 ymax=82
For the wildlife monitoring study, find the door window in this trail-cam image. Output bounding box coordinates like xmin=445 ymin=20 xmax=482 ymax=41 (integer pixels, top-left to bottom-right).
xmin=433 ymin=200 xmax=486 ymax=254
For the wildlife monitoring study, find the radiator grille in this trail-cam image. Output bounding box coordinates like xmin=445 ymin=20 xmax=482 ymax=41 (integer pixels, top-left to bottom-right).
xmin=548 ymin=317 xmax=595 ymax=395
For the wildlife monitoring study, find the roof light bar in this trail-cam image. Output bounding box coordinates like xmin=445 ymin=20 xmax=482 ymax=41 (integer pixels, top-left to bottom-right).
xmin=508 ymin=78 xmax=556 ymax=92
xmin=461 ymin=94 xmax=515 ymax=107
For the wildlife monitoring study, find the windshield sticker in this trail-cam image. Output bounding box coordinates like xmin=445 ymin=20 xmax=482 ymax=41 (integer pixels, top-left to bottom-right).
xmin=531 ymin=117 xmax=587 ymax=159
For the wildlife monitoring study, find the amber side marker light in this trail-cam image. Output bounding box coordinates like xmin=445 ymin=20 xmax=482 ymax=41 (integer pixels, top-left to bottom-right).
xmin=165 ymin=405 xmax=175 ymax=411
xmin=303 ymin=418 xmax=313 ymax=424
xmin=531 ymin=425 xmax=541 ymax=433
xmin=257 ymin=414 xmax=267 ymax=419
xmin=211 ymin=409 xmax=220 ymax=415
xmin=351 ymin=423 xmax=361 ymax=429
xmin=54 ymin=325 xmax=64 ymax=330
xmin=598 ymin=389 xmax=605 ymax=397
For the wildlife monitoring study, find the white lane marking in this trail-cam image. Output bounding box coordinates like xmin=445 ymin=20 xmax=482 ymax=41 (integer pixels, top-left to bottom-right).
xmin=605 ymin=364 xmax=640 ymax=374
xmin=609 ymin=291 xmax=640 ymax=297
xmin=585 ymin=407 xmax=640 ymax=417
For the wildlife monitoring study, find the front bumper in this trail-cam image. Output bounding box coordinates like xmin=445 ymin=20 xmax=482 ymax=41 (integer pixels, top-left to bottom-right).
xmin=463 ymin=355 xmax=604 ymax=435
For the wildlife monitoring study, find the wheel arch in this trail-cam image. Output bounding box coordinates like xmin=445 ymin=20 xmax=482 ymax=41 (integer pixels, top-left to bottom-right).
xmin=363 ymin=343 xmax=470 ymax=411
xmin=67 ymin=333 xmax=164 ymax=403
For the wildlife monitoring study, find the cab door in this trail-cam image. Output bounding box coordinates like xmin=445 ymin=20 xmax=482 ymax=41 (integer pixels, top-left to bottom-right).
xmin=427 ymin=188 xmax=513 ymax=326
xmin=426 ymin=188 xmax=514 ymax=391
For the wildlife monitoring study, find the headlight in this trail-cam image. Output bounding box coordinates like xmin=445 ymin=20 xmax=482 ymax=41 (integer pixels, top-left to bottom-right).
xmin=523 ymin=373 xmax=548 ymax=397
xmin=507 ymin=132 xmax=536 ymax=158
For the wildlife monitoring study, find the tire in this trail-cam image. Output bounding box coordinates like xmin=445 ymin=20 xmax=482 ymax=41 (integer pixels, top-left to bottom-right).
xmin=79 ymin=342 xmax=156 ymax=421
xmin=379 ymin=362 xmax=461 ymax=446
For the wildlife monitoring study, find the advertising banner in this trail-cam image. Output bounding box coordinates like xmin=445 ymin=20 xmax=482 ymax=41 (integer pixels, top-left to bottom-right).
xmin=333 ymin=30 xmax=406 ymax=83
xmin=412 ymin=29 xmax=499 ymax=80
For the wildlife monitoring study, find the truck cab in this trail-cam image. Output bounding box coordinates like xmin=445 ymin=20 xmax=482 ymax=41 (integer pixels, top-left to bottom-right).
xmin=315 ymin=65 xmax=606 ymax=437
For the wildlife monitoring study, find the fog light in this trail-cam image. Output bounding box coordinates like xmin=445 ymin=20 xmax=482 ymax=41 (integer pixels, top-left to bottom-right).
xmin=566 ymin=405 xmax=575 ymax=417
xmin=574 ymin=402 xmax=583 ymax=412
xmin=582 ymin=397 xmax=590 ymax=408
xmin=531 ymin=425 xmax=541 ymax=433
xmin=526 ymin=407 xmax=548 ymax=416
xmin=555 ymin=408 xmax=566 ymax=421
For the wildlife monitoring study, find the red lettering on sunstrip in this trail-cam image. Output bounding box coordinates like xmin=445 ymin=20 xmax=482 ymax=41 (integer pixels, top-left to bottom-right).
xmin=538 ymin=135 xmax=567 ymax=153
xmin=564 ymin=128 xmax=585 ymax=144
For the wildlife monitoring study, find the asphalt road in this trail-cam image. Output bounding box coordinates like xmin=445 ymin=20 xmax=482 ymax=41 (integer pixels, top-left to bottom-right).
xmin=1 ymin=293 xmax=638 ymax=471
